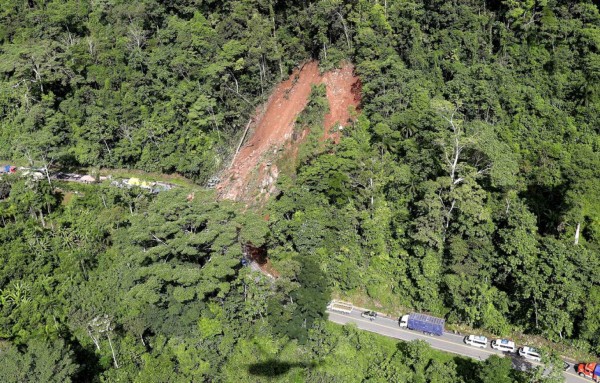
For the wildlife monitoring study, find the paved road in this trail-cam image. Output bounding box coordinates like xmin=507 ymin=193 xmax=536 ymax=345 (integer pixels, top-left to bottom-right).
xmin=327 ymin=309 xmax=587 ymax=383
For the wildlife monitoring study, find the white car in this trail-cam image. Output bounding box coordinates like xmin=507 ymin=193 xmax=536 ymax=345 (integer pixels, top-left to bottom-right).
xmin=491 ymin=339 xmax=516 ymax=353
xmin=464 ymin=335 xmax=488 ymax=348
xmin=518 ymin=346 xmax=542 ymax=362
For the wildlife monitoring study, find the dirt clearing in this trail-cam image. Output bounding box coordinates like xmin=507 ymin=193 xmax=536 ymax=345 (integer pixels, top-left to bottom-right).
xmin=322 ymin=64 xmax=362 ymax=142
xmin=217 ymin=61 xmax=361 ymax=203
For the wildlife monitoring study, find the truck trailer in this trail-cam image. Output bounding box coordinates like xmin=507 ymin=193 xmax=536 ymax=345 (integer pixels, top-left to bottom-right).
xmin=399 ymin=313 xmax=445 ymax=336
xmin=327 ymin=300 xmax=353 ymax=314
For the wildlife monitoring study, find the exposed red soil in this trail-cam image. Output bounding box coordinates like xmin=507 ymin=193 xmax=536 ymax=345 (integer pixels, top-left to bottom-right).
xmin=216 ymin=61 xmax=320 ymax=201
xmin=322 ymin=65 xmax=362 ymax=142
xmin=216 ymin=60 xmax=361 ymax=203
xmin=243 ymin=243 xmax=280 ymax=278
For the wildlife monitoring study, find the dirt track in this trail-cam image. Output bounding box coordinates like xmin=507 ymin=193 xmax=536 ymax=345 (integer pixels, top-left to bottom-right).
xmin=217 ymin=61 xmax=361 ymax=203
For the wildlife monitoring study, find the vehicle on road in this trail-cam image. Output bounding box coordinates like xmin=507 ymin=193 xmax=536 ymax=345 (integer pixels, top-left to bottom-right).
xmin=329 ymin=308 xmax=583 ymax=382
xmin=518 ymin=346 xmax=541 ymax=362
xmin=361 ymin=311 xmax=377 ymax=321
xmin=464 ymin=335 xmax=488 ymax=348
xmin=327 ymin=300 xmax=353 ymax=314
xmin=577 ymin=362 xmax=600 ymax=381
xmin=399 ymin=313 xmax=445 ymax=336
xmin=491 ymin=339 xmax=516 ymax=353
xmin=0 ymin=165 xmax=16 ymax=174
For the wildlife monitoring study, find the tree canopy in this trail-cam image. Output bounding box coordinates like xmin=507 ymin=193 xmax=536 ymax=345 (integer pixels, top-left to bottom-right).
xmin=0 ymin=0 xmax=599 ymax=381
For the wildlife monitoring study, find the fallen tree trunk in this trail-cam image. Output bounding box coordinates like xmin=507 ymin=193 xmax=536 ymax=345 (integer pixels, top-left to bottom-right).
xmin=230 ymin=118 xmax=253 ymax=169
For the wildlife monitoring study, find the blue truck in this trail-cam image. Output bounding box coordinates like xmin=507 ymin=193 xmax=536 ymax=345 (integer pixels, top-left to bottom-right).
xmin=399 ymin=313 xmax=445 ymax=336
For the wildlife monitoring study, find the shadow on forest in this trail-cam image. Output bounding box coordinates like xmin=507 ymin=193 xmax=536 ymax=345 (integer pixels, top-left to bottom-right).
xmin=71 ymin=340 xmax=103 ymax=382
xmin=453 ymin=356 xmax=481 ymax=383
xmin=453 ymin=353 xmax=534 ymax=382
xmin=522 ymin=183 xmax=568 ymax=236
xmin=508 ymin=354 xmax=534 ymax=372
xmin=247 ymin=359 xmax=318 ymax=377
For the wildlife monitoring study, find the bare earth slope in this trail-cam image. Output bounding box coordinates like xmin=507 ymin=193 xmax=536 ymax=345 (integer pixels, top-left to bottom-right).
xmin=217 ymin=61 xmax=361 ymax=203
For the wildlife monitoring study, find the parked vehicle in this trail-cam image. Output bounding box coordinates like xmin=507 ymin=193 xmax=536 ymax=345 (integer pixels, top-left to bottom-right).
xmin=518 ymin=346 xmax=541 ymax=362
xmin=464 ymin=335 xmax=488 ymax=348
xmin=361 ymin=311 xmax=377 ymax=321
xmin=399 ymin=313 xmax=445 ymax=336
xmin=0 ymin=165 xmax=16 ymax=173
xmin=327 ymin=300 xmax=353 ymax=314
xmin=491 ymin=339 xmax=516 ymax=353
xmin=577 ymin=362 xmax=600 ymax=381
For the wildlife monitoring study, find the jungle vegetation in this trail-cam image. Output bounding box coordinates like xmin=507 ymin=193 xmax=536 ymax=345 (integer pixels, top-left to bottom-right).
xmin=0 ymin=0 xmax=599 ymax=382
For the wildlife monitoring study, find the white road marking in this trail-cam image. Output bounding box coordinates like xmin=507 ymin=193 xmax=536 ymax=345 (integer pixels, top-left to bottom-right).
xmin=327 ymin=310 xmax=588 ymax=382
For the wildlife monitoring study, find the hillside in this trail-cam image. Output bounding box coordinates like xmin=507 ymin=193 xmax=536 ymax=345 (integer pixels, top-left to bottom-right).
xmin=217 ymin=61 xmax=360 ymax=204
xmin=0 ymin=1 xmax=599 ymax=382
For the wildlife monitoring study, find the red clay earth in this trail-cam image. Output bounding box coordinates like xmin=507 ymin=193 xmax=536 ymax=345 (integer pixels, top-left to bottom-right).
xmin=216 ymin=60 xmax=361 ymax=203
xmin=322 ymin=64 xmax=362 ymax=142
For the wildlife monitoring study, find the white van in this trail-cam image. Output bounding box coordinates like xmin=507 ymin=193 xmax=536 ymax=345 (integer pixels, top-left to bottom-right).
xmin=464 ymin=335 xmax=488 ymax=348
xmin=518 ymin=346 xmax=541 ymax=362
xmin=491 ymin=339 xmax=516 ymax=353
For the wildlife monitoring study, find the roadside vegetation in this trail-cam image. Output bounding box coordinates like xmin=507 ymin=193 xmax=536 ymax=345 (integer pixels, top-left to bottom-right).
xmin=0 ymin=0 xmax=599 ymax=382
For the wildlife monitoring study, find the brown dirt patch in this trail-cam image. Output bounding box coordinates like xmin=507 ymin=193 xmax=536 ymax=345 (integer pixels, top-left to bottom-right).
xmin=217 ymin=60 xmax=361 ymax=204
xmin=217 ymin=61 xmax=320 ymax=202
xmin=322 ymin=64 xmax=362 ymax=142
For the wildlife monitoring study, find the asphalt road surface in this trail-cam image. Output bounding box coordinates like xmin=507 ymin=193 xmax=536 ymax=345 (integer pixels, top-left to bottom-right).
xmin=327 ymin=309 xmax=587 ymax=383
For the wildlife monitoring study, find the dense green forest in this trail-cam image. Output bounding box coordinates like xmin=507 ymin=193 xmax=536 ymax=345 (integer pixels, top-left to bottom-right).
xmin=1 ymin=0 xmax=599 ymax=381
xmin=0 ymin=178 xmax=567 ymax=382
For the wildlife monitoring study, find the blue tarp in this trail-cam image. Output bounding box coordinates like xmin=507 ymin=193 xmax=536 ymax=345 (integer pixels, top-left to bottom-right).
xmin=407 ymin=313 xmax=445 ymax=336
